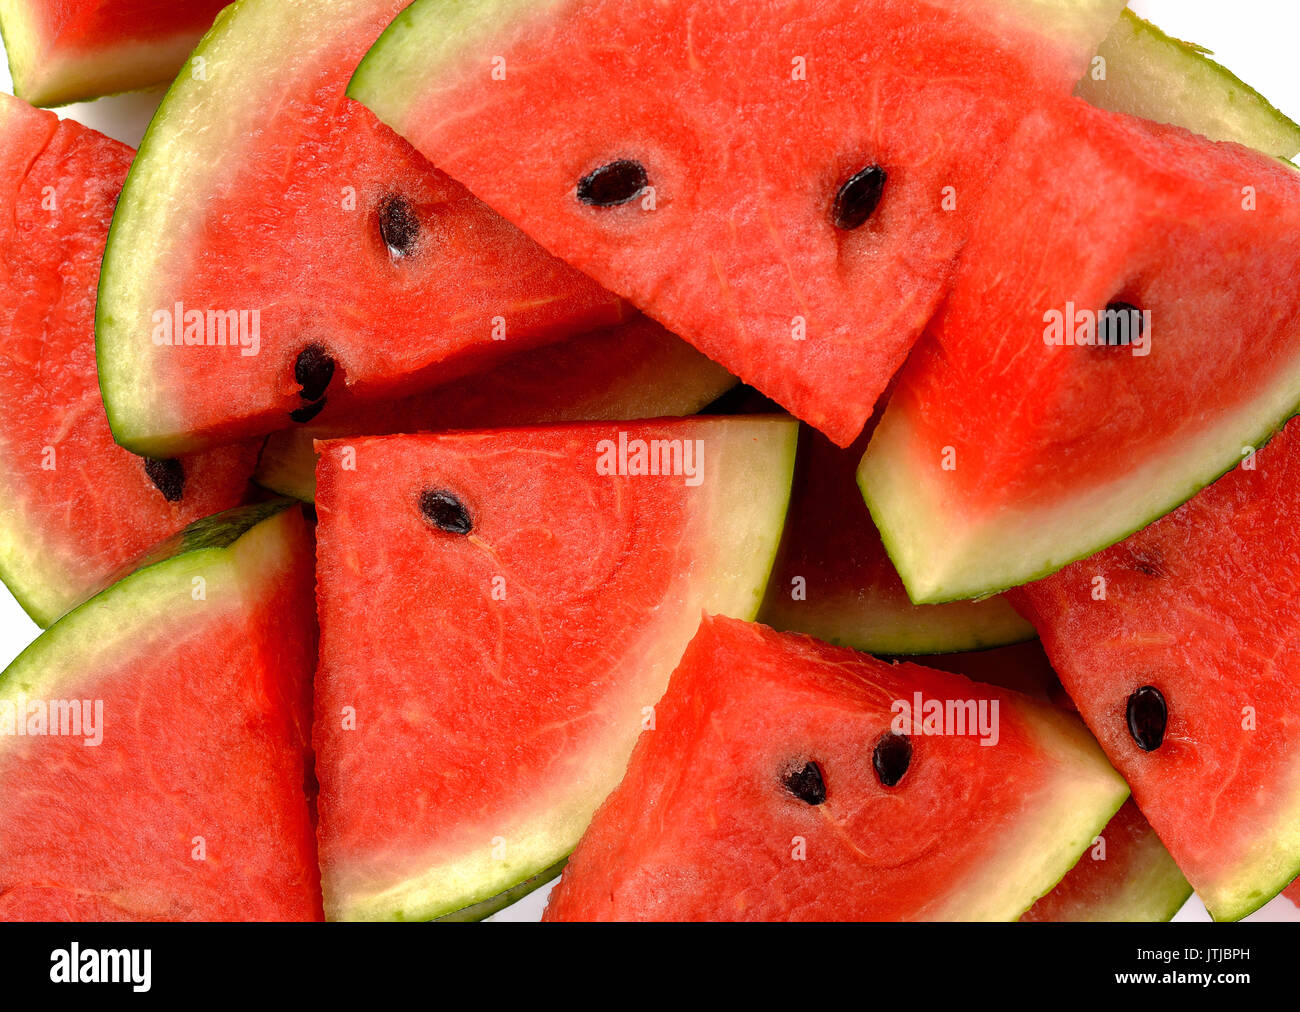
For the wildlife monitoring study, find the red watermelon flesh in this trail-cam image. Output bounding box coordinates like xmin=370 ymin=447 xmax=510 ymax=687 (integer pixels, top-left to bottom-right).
xmin=760 ymin=423 xmax=1033 ymax=654
xmin=1287 ymin=880 xmax=1300 ymax=909
xmin=1010 ymin=418 xmax=1300 ymax=921
xmin=0 ymin=0 xmax=229 ymax=107
xmin=861 ymin=96 xmax=1300 ymax=604
xmin=313 ymin=419 xmax=797 ymax=920
xmin=1023 ymin=799 xmax=1192 ymax=922
xmin=350 ymin=0 xmax=1126 ymax=447
xmin=0 ymin=502 xmax=321 ymax=921
xmin=253 ymin=315 xmax=737 ymax=502
xmin=0 ymin=94 xmax=257 ymax=628
xmin=95 ymin=0 xmax=628 ymax=458
xmin=543 ymin=616 xmax=1127 ymax=921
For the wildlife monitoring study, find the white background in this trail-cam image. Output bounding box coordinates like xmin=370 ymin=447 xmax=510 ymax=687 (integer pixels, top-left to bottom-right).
xmin=1 ymin=0 xmax=1298 ymax=923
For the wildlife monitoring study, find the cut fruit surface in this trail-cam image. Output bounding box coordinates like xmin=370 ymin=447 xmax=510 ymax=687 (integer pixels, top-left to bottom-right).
xmin=1076 ymin=10 xmax=1300 ymax=159
xmin=0 ymin=94 xmax=257 ymax=627
xmin=95 ymin=0 xmax=627 ymax=458
xmin=1023 ymin=799 xmax=1191 ymax=922
xmin=254 ymin=316 xmax=735 ymax=502
xmin=313 ymin=418 xmax=797 ymax=920
xmin=543 ymin=616 xmax=1127 ymax=921
xmin=0 ymin=0 xmax=228 ymax=107
xmin=760 ymin=425 xmax=1032 ymax=654
xmin=350 ymin=0 xmax=1125 ymax=446
xmin=861 ymin=97 xmax=1300 ymax=603
xmin=1011 ymin=419 xmax=1300 ymax=921
xmin=0 ymin=501 xmax=321 ymax=921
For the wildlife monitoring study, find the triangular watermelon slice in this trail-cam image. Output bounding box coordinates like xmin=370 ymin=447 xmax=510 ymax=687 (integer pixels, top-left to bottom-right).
xmin=0 ymin=93 xmax=258 ymax=628
xmin=0 ymin=501 xmax=321 ymax=921
xmin=349 ymin=0 xmax=1126 ymax=446
xmin=1010 ymin=418 xmax=1300 ymax=921
xmin=542 ymin=616 xmax=1127 ymax=921
xmin=95 ymin=0 xmax=628 ymax=458
xmin=0 ymin=0 xmax=229 ymax=107
xmin=760 ymin=424 xmax=1032 ymax=654
xmin=313 ymin=419 xmax=797 ymax=920
xmin=861 ymin=96 xmax=1300 ymax=603
xmin=254 ymin=315 xmax=736 ymax=502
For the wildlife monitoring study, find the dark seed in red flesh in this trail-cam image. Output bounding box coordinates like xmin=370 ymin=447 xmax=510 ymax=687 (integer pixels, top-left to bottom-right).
xmin=1127 ymin=685 xmax=1167 ymax=752
xmin=783 ymin=761 xmax=827 ymax=805
xmin=832 ymin=165 xmax=887 ymax=230
xmin=576 ymin=160 xmax=648 ymax=207
xmin=872 ymin=732 xmax=912 ymax=787
xmin=420 ymin=489 xmax=473 ymax=535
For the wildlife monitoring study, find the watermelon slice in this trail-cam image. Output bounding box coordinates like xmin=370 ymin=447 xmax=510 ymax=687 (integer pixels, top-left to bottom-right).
xmin=542 ymin=616 xmax=1127 ymax=921
xmin=1022 ymin=800 xmax=1192 ymax=922
xmin=860 ymin=96 xmax=1300 ymax=604
xmin=0 ymin=0 xmax=228 ymax=107
xmin=1010 ymin=419 xmax=1300 ymax=921
xmin=0 ymin=93 xmax=257 ymax=628
xmin=1076 ymin=10 xmax=1300 ymax=159
xmin=313 ymin=418 xmax=797 ymax=920
xmin=760 ymin=424 xmax=1032 ymax=654
xmin=349 ymin=0 xmax=1126 ymax=447
xmin=254 ymin=316 xmax=736 ymax=502
xmin=95 ymin=0 xmax=629 ymax=458
xmin=0 ymin=501 xmax=321 ymax=921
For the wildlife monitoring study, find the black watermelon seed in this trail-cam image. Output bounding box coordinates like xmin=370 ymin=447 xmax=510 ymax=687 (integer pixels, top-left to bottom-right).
xmin=576 ymin=160 xmax=648 ymax=207
xmin=872 ymin=732 xmax=912 ymax=788
xmin=1099 ymin=302 xmax=1144 ymax=347
xmin=290 ymin=398 xmax=327 ymax=424
xmin=143 ymin=457 xmax=185 ymax=502
xmin=294 ymin=344 xmax=336 ymax=402
xmin=420 ymin=489 xmax=473 ymax=535
xmin=782 ymin=761 xmax=827 ymax=805
xmin=832 ymin=165 xmax=887 ymax=230
xmin=1126 ymin=686 xmax=1167 ymax=752
xmin=379 ymin=195 xmax=420 ymax=257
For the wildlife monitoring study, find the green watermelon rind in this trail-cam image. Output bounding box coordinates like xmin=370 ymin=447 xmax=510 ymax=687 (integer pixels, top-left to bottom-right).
xmin=1077 ymin=10 xmax=1300 ymax=160
xmin=0 ymin=500 xmax=299 ymax=701
xmin=858 ymin=399 xmax=1300 ymax=606
xmin=327 ymin=419 xmax=800 ymax=922
xmin=433 ymin=859 xmax=567 ymax=923
xmin=93 ymin=0 xmax=252 ymax=458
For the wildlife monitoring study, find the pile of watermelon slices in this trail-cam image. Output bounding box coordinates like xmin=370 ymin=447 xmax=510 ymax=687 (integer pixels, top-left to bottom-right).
xmin=2 ymin=0 xmax=1300 ymax=923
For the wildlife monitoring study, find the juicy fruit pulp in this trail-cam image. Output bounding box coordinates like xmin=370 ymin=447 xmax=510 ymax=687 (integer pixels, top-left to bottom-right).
xmin=0 ymin=0 xmax=229 ymax=107
xmin=1011 ymin=419 xmax=1300 ymax=921
xmin=861 ymin=97 xmax=1300 ymax=604
xmin=0 ymin=94 xmax=256 ymax=627
xmin=254 ymin=316 xmax=736 ymax=502
xmin=95 ymin=0 xmax=627 ymax=458
xmin=760 ymin=425 xmax=1032 ymax=654
xmin=313 ymin=419 xmax=797 ymax=920
xmin=544 ymin=616 xmax=1128 ymax=921
xmin=0 ymin=502 xmax=321 ymax=921
xmin=351 ymin=0 xmax=1126 ymax=447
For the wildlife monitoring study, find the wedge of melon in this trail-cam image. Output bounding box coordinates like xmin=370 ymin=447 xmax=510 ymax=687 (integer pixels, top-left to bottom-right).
xmin=95 ymin=0 xmax=627 ymax=458
xmin=313 ymin=418 xmax=796 ymax=920
xmin=1011 ymin=419 xmax=1300 ymax=921
xmin=1076 ymin=10 xmax=1300 ymax=159
xmin=0 ymin=501 xmax=321 ymax=921
xmin=350 ymin=0 xmax=1126 ymax=447
xmin=0 ymin=93 xmax=257 ymax=628
xmin=0 ymin=0 xmax=228 ymax=107
xmin=760 ymin=424 xmax=1032 ymax=654
xmin=254 ymin=316 xmax=736 ymax=502
xmin=543 ymin=616 xmax=1127 ymax=921
xmin=861 ymin=96 xmax=1300 ymax=603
